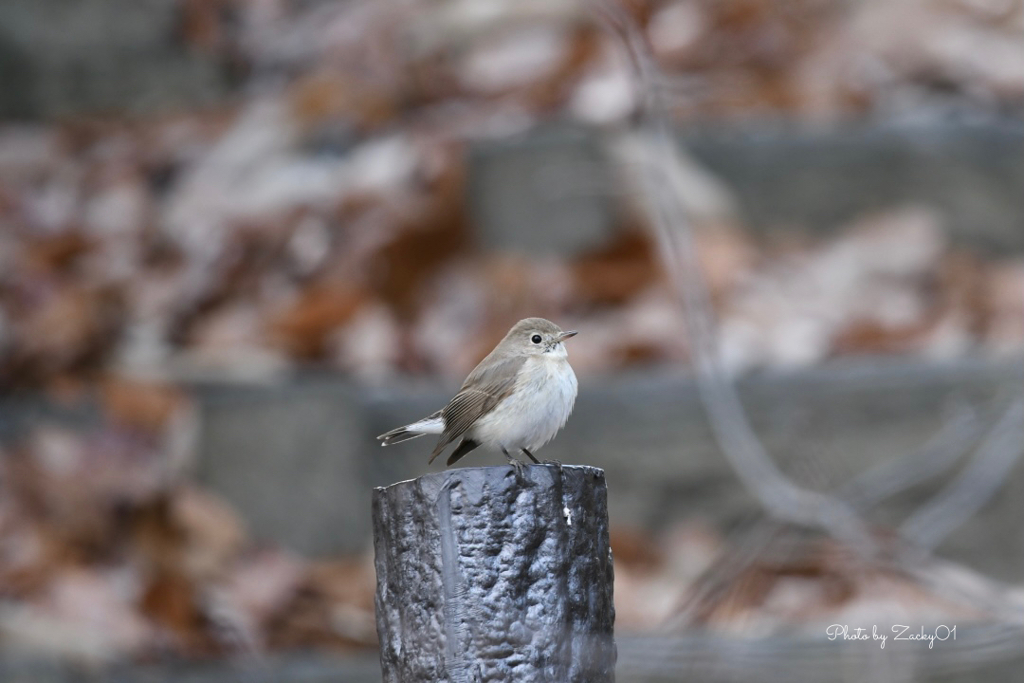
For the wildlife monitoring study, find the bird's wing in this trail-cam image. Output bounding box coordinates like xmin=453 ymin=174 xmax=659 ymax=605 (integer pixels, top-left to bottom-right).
xmin=428 ymin=355 xmax=526 ymax=463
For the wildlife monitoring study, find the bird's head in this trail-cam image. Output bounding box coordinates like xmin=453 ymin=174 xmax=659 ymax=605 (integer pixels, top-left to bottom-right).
xmin=500 ymin=317 xmax=578 ymax=358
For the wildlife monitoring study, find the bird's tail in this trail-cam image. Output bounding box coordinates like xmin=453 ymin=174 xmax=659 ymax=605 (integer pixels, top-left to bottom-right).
xmin=377 ymin=410 xmax=444 ymax=446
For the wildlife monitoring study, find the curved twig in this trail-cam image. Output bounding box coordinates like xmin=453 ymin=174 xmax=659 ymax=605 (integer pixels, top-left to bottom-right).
xmin=593 ymin=0 xmax=873 ymax=551
xmin=900 ymin=399 xmax=1024 ymax=550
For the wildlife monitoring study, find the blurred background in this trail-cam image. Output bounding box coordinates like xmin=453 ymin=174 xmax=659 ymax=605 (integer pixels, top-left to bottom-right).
xmin=1 ymin=0 xmax=1023 ymax=680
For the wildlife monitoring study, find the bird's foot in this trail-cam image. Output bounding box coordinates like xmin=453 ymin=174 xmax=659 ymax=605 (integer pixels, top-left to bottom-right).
xmin=503 ymin=449 xmax=528 ymax=482
xmin=508 ymin=458 xmax=528 ymax=481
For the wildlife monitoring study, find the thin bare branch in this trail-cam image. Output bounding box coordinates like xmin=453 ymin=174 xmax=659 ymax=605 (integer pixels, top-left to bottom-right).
xmin=900 ymin=399 xmax=1024 ymax=550
xmin=593 ymin=0 xmax=873 ymax=551
xmin=839 ymin=403 xmax=981 ymax=510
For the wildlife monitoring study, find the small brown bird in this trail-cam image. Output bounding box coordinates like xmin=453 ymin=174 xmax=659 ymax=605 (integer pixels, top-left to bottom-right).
xmin=377 ymin=318 xmax=578 ymax=469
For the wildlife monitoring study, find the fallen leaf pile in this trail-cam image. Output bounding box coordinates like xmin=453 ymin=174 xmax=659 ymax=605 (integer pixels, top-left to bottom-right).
xmin=2 ymin=0 xmax=1023 ymax=390
xmin=715 ymin=207 xmax=1024 ymax=373
xmin=1 ymin=122 xmax=1021 ymax=388
xmin=199 ymin=0 xmax=1024 ymax=126
xmin=613 ymin=521 xmax=1022 ymax=641
xmin=0 ymin=383 xmax=377 ymax=664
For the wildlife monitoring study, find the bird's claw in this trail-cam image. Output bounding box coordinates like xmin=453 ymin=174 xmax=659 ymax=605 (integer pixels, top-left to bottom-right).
xmin=507 ymin=458 xmax=527 ymax=481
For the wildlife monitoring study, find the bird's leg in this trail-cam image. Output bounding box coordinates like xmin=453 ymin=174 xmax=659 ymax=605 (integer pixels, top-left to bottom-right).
xmin=529 ymin=447 xmax=561 ymax=467
xmin=521 ymin=448 xmax=541 ymax=465
xmin=502 ymin=447 xmax=527 ymax=480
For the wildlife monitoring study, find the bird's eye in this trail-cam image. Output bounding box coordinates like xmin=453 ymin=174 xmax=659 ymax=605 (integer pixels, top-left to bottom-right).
xmin=531 ymin=334 xmax=542 ymax=344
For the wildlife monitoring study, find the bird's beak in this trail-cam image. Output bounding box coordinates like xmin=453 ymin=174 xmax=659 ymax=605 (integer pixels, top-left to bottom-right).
xmin=558 ymin=330 xmax=578 ymax=341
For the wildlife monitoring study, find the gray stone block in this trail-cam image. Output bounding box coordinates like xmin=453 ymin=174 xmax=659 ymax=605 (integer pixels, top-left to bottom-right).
xmin=195 ymin=380 xmax=370 ymax=557
xmin=684 ymin=122 xmax=1024 ymax=254
xmin=468 ymin=121 xmax=1024 ymax=258
xmin=468 ymin=125 xmax=618 ymax=256
xmin=0 ymin=0 xmax=225 ymax=119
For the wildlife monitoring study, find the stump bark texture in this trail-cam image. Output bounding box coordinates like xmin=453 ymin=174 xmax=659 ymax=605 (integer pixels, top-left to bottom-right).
xmin=372 ymin=464 xmax=616 ymax=682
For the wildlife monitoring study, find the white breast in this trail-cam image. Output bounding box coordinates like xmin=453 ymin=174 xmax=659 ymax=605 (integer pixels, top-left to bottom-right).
xmin=471 ymin=354 xmax=578 ymax=453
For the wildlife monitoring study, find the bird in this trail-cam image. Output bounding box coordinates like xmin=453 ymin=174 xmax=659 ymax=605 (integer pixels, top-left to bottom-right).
xmin=377 ymin=318 xmax=578 ymax=471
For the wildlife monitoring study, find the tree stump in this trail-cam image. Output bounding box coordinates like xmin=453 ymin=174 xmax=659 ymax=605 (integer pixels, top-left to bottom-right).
xmin=372 ymin=464 xmax=616 ymax=682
